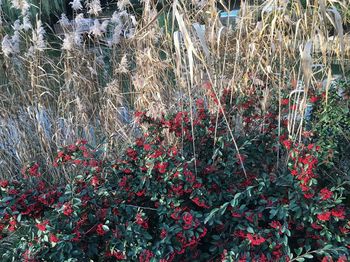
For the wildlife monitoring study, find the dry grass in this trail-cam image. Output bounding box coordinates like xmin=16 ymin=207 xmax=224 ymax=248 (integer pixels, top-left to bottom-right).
xmin=0 ymin=0 xmax=349 ymax=182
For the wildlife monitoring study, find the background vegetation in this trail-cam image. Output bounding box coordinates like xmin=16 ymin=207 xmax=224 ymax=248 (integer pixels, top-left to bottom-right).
xmin=0 ymin=0 xmax=349 ymax=260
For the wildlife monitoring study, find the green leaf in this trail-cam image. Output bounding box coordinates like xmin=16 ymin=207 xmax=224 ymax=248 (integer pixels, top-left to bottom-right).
xmin=220 ymin=202 xmax=229 ymax=215
xmin=285 ymin=228 xmax=291 ymax=237
xmin=43 ymin=234 xmax=49 ymax=242
xmin=295 ymin=247 xmax=303 ymax=256
xmin=204 ymin=208 xmax=219 ymax=224
xmin=212 ymin=235 xmax=221 ymax=240
xmin=303 ymin=254 xmax=313 ymax=259
xmin=209 ymin=245 xmax=217 ymax=253
xmin=0 ymin=196 xmax=13 ymax=203
xmin=323 ymin=244 xmax=332 ymax=250
xmin=230 ymin=193 xmax=241 ymax=207
xmin=269 ymin=208 xmax=278 ymax=219
xmin=247 ymin=227 xmax=254 ymax=234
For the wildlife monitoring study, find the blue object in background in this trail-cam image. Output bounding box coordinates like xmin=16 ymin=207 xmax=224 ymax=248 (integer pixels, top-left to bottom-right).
xmin=220 ymin=10 xmax=239 ymax=18
xmin=219 ymin=9 xmax=239 ymax=27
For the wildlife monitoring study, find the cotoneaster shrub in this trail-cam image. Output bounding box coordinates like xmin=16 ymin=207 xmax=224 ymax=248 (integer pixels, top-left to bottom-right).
xmin=0 ymin=82 xmax=350 ymax=262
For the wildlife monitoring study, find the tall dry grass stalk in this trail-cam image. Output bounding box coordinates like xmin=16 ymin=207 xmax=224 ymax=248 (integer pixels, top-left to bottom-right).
xmin=0 ymin=0 xmax=349 ymax=181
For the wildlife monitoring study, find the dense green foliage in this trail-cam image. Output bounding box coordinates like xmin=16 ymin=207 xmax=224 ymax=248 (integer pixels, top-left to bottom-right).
xmin=0 ymin=81 xmax=349 ymax=261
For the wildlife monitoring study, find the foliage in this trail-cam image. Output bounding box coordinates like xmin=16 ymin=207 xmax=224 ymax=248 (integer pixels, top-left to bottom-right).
xmin=0 ymin=83 xmax=350 ymax=261
xmin=1 ymin=0 xmax=349 ymax=179
xmin=309 ymin=80 xmax=350 ymax=175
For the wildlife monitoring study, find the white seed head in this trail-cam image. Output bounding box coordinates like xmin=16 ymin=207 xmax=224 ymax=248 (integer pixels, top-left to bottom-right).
xmin=1 ymin=35 xmax=14 ymax=57
xmin=73 ymin=32 xmax=82 ymax=46
xmin=11 ymin=0 xmax=30 ymax=15
xmin=59 ymin=13 xmax=70 ymax=27
xmin=86 ymin=0 xmax=102 ymax=16
xmin=111 ymin=11 xmax=121 ymax=24
xmin=117 ymin=0 xmax=131 ymax=11
xmin=11 ymin=31 xmax=21 ymax=53
xmin=125 ymin=28 xmax=135 ymax=39
xmin=101 ymin=20 xmax=109 ymax=31
xmin=62 ymin=33 xmax=74 ymax=51
xmin=2 ymin=31 xmax=21 ymax=56
xmin=90 ymin=19 xmax=102 ymax=37
xmin=22 ymin=15 xmax=32 ymax=31
xmin=130 ymin=15 xmax=137 ymax=26
xmin=117 ymin=54 xmax=129 ymax=73
xmin=74 ymin=13 xmax=86 ymax=32
xmin=32 ymin=20 xmax=46 ymax=51
xmin=111 ymin=24 xmax=122 ymax=45
xmin=13 ymin=19 xmax=21 ymax=30
xmin=69 ymin=0 xmax=83 ymax=11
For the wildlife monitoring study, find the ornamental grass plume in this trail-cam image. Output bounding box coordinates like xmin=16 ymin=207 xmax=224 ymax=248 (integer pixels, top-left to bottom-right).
xmin=1 ymin=35 xmax=14 ymax=57
xmin=22 ymin=15 xmax=32 ymax=31
xmin=115 ymin=54 xmax=129 ymax=74
xmin=87 ymin=0 xmax=102 ymax=16
xmin=69 ymin=0 xmax=83 ymax=12
xmin=74 ymin=13 xmax=85 ymax=32
xmin=61 ymin=33 xmax=74 ymax=51
xmin=32 ymin=19 xmax=46 ymax=52
xmin=1 ymin=29 xmax=20 ymax=57
xmin=117 ymin=0 xmax=131 ymax=11
xmin=10 ymin=0 xmax=30 ymax=15
xmin=89 ymin=19 xmax=108 ymax=37
xmin=58 ymin=13 xmax=70 ymax=27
